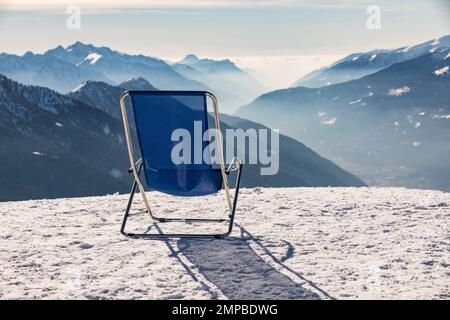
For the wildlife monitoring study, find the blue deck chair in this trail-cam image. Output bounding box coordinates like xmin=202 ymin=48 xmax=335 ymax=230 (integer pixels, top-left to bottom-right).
xmin=119 ymin=91 xmax=243 ymax=238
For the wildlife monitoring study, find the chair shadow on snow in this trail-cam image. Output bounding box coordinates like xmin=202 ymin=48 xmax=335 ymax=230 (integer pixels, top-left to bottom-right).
xmin=175 ymin=226 xmax=331 ymax=300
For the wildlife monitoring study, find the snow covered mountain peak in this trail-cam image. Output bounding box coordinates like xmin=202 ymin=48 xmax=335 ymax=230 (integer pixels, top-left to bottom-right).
xmin=0 ymin=42 xmax=265 ymax=112
xmin=292 ymin=34 xmax=450 ymax=88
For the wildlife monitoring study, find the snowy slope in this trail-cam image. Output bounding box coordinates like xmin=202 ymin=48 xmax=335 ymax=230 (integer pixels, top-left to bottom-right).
xmin=0 ymin=187 xmax=449 ymax=299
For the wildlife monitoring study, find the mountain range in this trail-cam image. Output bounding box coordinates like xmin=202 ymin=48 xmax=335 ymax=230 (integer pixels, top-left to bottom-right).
xmin=0 ymin=75 xmax=130 ymax=201
xmin=172 ymin=54 xmax=267 ymax=110
xmin=69 ymin=79 xmax=364 ymax=187
xmin=3 ymin=36 xmax=447 ymax=199
xmin=292 ymin=35 xmax=450 ymax=88
xmin=237 ymin=35 xmax=450 ymax=191
xmin=0 ymin=42 xmax=265 ymax=113
xmin=0 ymin=74 xmax=364 ymax=201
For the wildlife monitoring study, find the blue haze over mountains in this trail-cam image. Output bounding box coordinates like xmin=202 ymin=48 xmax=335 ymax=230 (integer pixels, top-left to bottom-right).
xmin=0 ymin=60 xmax=363 ymax=201
xmin=0 ymin=37 xmax=448 ymax=200
xmin=238 ymin=35 xmax=450 ymax=191
xmin=0 ymin=42 xmax=266 ymax=114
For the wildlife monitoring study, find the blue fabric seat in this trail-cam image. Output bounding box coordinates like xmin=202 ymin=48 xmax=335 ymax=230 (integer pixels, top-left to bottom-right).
xmin=129 ymin=91 xmax=222 ymax=196
xmin=119 ymin=90 xmax=243 ymax=239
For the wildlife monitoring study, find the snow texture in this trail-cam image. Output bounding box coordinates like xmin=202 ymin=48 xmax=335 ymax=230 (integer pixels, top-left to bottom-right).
xmin=433 ymin=114 xmax=450 ymax=120
xmin=78 ymin=53 xmax=102 ymax=66
xmin=387 ymin=86 xmax=411 ymax=97
xmin=0 ymin=187 xmax=449 ymax=300
xmin=434 ymin=66 xmax=449 ymax=76
xmin=349 ymin=99 xmax=362 ymax=105
xmin=321 ymin=118 xmax=337 ymax=126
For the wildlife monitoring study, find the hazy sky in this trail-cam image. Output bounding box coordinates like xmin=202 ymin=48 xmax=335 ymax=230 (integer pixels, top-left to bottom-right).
xmin=0 ymin=0 xmax=449 ymax=88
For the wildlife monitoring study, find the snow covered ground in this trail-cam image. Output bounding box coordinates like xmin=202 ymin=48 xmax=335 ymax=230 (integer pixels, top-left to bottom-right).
xmin=0 ymin=187 xmax=449 ymax=300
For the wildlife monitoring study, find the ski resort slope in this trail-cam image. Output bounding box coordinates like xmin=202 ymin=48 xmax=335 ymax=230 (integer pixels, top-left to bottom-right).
xmin=0 ymin=187 xmax=449 ymax=300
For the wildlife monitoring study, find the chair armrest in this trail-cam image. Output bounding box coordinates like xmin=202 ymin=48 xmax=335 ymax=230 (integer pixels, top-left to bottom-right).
xmin=225 ymin=157 xmax=241 ymax=175
xmin=128 ymin=158 xmax=143 ymax=173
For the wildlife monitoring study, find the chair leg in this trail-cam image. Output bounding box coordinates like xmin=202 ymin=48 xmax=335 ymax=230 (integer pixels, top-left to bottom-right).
xmin=120 ymin=163 xmax=142 ymax=236
xmin=120 ymin=164 xmax=244 ymax=239
xmin=215 ymin=163 xmax=243 ymax=239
